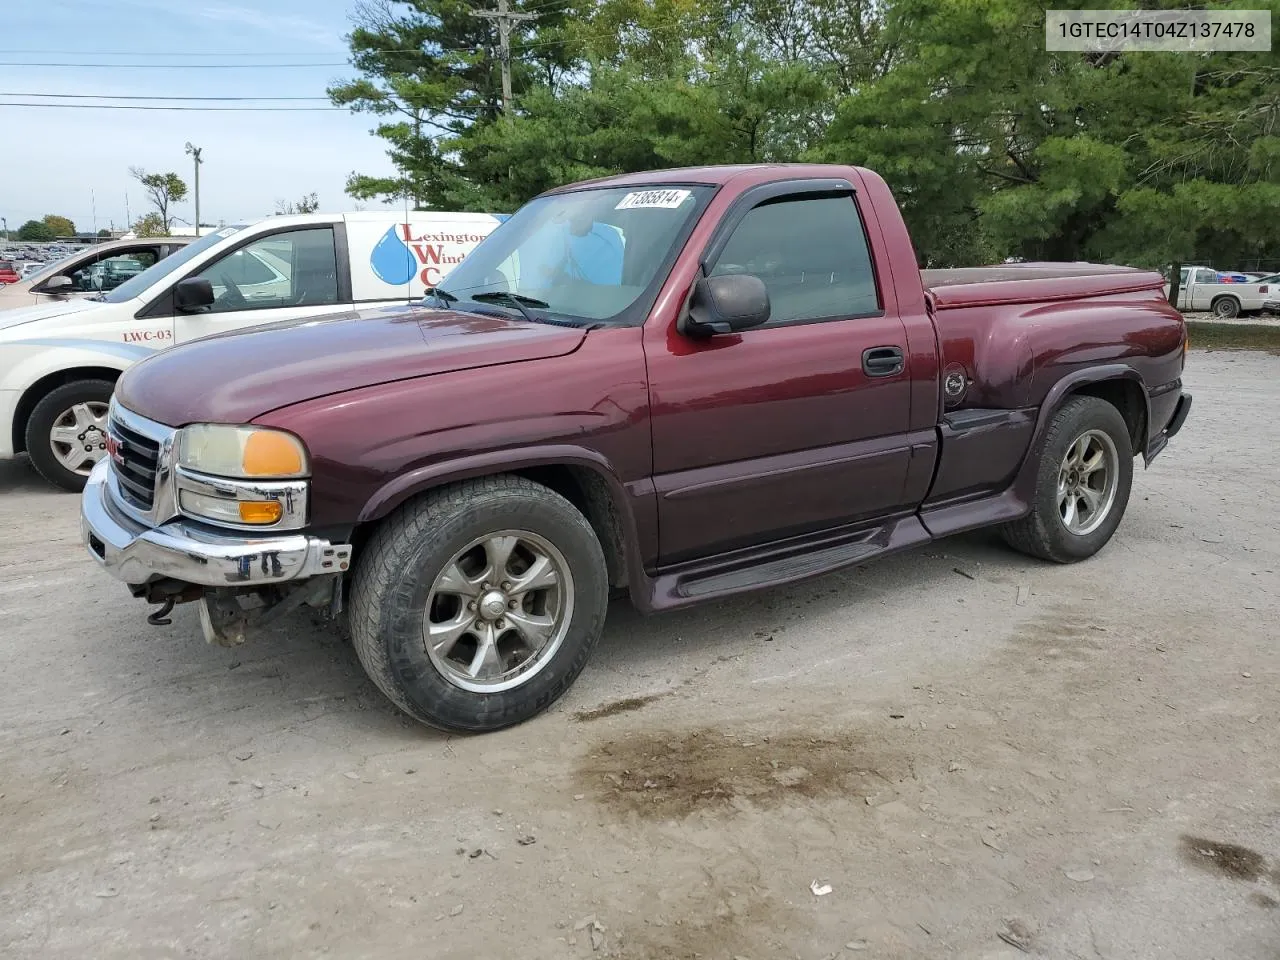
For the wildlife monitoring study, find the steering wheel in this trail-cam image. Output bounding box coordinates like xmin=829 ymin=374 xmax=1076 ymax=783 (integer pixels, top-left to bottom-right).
xmin=216 ymin=276 xmax=247 ymax=309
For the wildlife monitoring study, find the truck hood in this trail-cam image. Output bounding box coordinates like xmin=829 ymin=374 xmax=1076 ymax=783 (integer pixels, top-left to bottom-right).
xmin=114 ymin=304 xmax=588 ymax=426
xmin=0 ymin=296 xmax=105 ymax=333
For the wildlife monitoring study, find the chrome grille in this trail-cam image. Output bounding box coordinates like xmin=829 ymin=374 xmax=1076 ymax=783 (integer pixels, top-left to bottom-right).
xmin=108 ymin=416 xmax=161 ymax=511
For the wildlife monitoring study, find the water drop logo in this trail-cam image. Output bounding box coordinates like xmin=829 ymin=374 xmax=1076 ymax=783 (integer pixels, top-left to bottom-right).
xmin=370 ymin=224 xmax=418 ymax=285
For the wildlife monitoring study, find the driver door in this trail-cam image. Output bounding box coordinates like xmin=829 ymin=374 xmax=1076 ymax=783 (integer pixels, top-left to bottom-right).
xmin=174 ymin=226 xmax=350 ymax=343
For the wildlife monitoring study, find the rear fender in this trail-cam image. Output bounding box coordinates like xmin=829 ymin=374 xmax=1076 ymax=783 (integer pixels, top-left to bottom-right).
xmin=1013 ymin=364 xmax=1148 ymax=500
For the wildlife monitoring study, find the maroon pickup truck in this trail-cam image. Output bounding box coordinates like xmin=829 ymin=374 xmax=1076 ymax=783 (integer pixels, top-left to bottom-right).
xmin=81 ymin=164 xmax=1191 ymax=732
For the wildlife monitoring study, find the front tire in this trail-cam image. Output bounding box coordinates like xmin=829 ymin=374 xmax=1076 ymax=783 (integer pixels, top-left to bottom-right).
xmin=24 ymin=379 xmax=114 ymax=492
xmin=1001 ymin=396 xmax=1133 ymax=563
xmin=349 ymin=475 xmax=609 ymax=732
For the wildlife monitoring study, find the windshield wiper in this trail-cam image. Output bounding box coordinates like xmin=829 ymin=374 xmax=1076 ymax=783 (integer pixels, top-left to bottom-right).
xmin=424 ymin=286 xmax=458 ymax=307
xmin=467 ymin=291 xmax=550 ymax=324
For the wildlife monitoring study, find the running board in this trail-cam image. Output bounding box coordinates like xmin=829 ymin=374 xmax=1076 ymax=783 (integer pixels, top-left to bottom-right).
xmin=644 ymin=515 xmax=932 ymax=612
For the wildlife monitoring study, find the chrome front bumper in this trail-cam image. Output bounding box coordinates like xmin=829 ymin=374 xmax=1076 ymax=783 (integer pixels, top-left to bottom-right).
xmin=81 ymin=460 xmax=351 ymax=587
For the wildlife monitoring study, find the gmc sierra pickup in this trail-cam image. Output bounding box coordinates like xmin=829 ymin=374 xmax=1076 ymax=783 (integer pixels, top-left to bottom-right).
xmin=80 ymin=164 xmax=1191 ymax=732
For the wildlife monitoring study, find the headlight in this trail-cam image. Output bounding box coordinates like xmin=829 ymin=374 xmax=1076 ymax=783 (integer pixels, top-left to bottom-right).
xmin=177 ymin=424 xmax=308 ymax=479
xmin=174 ymin=424 xmax=309 ymax=529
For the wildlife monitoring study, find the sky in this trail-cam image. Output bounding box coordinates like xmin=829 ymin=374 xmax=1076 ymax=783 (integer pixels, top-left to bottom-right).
xmin=0 ymin=0 xmax=399 ymax=234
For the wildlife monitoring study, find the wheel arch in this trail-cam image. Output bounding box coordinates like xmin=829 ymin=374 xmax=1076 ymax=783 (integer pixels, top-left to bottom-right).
xmin=353 ymin=447 xmax=647 ymax=596
xmin=1009 ymin=365 xmax=1149 ymax=503
xmin=1210 ymin=293 xmax=1241 ymax=314
xmin=11 ymin=366 xmax=122 ymax=455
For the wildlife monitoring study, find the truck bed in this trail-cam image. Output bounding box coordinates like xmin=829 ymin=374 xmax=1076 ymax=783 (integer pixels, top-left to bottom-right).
xmin=923 ymin=262 xmax=1165 ymax=310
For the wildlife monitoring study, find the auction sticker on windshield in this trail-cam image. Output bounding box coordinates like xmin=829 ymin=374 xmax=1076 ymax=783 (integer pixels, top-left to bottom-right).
xmin=615 ymin=189 xmax=692 ymax=210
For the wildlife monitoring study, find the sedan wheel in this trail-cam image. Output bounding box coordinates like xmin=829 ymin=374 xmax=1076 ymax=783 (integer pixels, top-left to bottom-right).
xmin=48 ymin=401 xmax=111 ymax=477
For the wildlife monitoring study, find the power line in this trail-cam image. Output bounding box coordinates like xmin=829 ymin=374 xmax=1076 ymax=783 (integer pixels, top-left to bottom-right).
xmin=0 ymin=102 xmax=342 ymax=111
xmin=0 ymin=92 xmax=332 ymax=100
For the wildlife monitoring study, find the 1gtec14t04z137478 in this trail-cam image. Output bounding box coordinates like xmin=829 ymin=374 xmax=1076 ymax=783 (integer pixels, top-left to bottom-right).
xmin=81 ymin=163 xmax=1191 ymax=732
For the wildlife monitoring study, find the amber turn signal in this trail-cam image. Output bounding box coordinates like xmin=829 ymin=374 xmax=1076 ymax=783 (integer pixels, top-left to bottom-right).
xmin=242 ymin=430 xmax=305 ymax=476
xmin=238 ymin=500 xmax=285 ymax=524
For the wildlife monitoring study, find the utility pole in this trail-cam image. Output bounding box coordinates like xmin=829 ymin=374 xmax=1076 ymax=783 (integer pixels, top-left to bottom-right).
xmin=124 ymin=192 xmax=131 ymax=232
xmin=471 ymin=0 xmax=536 ymax=122
xmin=185 ymin=142 xmax=204 ymax=237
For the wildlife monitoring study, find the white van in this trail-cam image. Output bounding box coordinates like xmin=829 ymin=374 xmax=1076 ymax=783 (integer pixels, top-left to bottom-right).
xmin=0 ymin=210 xmax=506 ymax=490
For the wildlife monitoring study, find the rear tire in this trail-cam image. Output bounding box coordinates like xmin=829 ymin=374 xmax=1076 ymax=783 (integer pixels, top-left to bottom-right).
xmin=24 ymin=379 xmax=114 ymax=492
xmin=349 ymin=475 xmax=608 ymax=732
xmin=1211 ymin=296 xmax=1240 ymax=319
xmin=1001 ymin=396 xmax=1133 ymax=563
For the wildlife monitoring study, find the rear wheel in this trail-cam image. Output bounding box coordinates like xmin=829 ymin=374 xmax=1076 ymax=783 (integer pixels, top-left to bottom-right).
xmin=1211 ymin=296 xmax=1240 ymax=319
xmin=1001 ymin=396 xmax=1133 ymax=563
xmin=24 ymin=379 xmax=114 ymax=492
xmin=349 ymin=475 xmax=608 ymax=732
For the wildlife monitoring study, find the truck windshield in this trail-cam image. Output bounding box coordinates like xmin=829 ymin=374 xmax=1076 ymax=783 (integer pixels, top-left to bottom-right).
xmin=436 ymin=185 xmax=712 ymax=325
xmin=101 ymin=226 xmax=245 ymax=304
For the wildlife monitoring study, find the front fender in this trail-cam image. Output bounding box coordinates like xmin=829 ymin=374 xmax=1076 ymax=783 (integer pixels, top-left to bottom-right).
xmin=355 ymin=443 xmax=657 ymax=604
xmin=0 ymin=339 xmax=157 ymax=458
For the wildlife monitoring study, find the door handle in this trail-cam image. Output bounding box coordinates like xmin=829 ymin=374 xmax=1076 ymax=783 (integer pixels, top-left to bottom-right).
xmin=862 ymin=345 xmax=905 ymax=378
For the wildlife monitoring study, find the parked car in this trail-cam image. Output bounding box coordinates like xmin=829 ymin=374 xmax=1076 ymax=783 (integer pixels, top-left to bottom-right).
xmin=81 ymin=163 xmax=1191 ymax=733
xmin=0 ymin=238 xmax=193 ymax=311
xmin=0 ymin=261 xmax=20 ymax=285
xmin=1170 ymin=265 xmax=1273 ymax=318
xmin=1 ymin=211 xmax=505 ymax=490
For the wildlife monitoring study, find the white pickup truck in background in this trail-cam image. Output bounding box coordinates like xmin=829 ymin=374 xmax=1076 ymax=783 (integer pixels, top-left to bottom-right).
xmin=0 ymin=210 xmax=506 ymax=490
xmin=1172 ymin=265 xmax=1276 ymax=319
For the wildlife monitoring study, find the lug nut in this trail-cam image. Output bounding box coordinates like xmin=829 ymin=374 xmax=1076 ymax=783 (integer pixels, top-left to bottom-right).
xmin=467 ymin=601 xmax=476 ymax=611
xmin=501 ymin=581 xmax=511 ymax=591
xmin=496 ymin=619 xmax=505 ymax=629
xmin=509 ymin=599 xmax=518 ymax=608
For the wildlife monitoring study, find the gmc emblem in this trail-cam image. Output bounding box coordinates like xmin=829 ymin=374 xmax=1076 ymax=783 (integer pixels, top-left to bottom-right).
xmin=106 ymin=433 xmax=125 ymax=467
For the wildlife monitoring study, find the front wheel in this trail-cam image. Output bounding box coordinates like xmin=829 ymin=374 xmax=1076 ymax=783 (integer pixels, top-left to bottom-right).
xmin=24 ymin=379 xmax=115 ymax=492
xmin=1001 ymin=396 xmax=1133 ymax=563
xmin=349 ymin=475 xmax=609 ymax=732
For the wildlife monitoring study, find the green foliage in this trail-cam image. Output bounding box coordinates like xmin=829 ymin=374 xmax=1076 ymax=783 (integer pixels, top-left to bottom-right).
xmin=42 ymin=214 xmax=76 ymax=237
xmin=131 ymin=213 xmax=168 ymax=238
xmin=277 ymin=192 xmax=321 ymax=215
xmin=16 ymin=219 xmax=55 ymax=242
xmin=334 ymin=0 xmax=1280 ymax=267
xmin=129 ymin=168 xmax=188 ymax=232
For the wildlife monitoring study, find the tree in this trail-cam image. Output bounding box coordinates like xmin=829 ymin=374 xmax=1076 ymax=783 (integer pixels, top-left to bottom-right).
xmin=42 ymin=214 xmax=76 ymax=237
xmin=129 ymin=167 xmax=188 ymax=232
xmin=16 ymin=219 xmax=55 ymax=241
xmin=132 ymin=213 xmax=167 ymax=238
xmin=276 ymin=192 xmax=320 ymax=215
xmin=329 ymin=0 xmax=583 ymax=208
xmin=331 ymin=0 xmax=1277 ymax=268
xmin=96 ymin=228 xmax=112 ymax=238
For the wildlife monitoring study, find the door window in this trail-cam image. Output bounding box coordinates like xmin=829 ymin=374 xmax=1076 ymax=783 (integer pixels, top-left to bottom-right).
xmin=709 ymin=196 xmax=880 ymax=326
xmin=192 ymin=228 xmax=338 ymax=313
xmin=67 ymin=250 xmax=158 ymax=292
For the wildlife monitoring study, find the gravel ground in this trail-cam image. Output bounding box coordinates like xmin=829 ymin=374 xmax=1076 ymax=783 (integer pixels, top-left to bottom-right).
xmin=2 ymin=351 xmax=1278 ymax=960
xmin=1182 ymin=310 xmax=1280 ymax=326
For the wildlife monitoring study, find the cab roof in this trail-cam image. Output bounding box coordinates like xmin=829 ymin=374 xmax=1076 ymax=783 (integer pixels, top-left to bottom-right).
xmin=541 ymin=163 xmax=867 ymax=194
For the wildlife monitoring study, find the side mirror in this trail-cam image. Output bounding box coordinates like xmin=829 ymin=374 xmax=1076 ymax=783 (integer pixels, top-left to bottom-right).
xmin=174 ymin=277 xmax=215 ymax=312
xmin=40 ymin=275 xmax=73 ymax=293
xmin=679 ymin=274 xmax=771 ymax=338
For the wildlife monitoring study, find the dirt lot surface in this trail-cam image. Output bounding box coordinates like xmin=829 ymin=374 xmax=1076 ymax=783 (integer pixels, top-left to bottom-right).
xmin=3 ymin=351 xmax=1278 ymax=960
